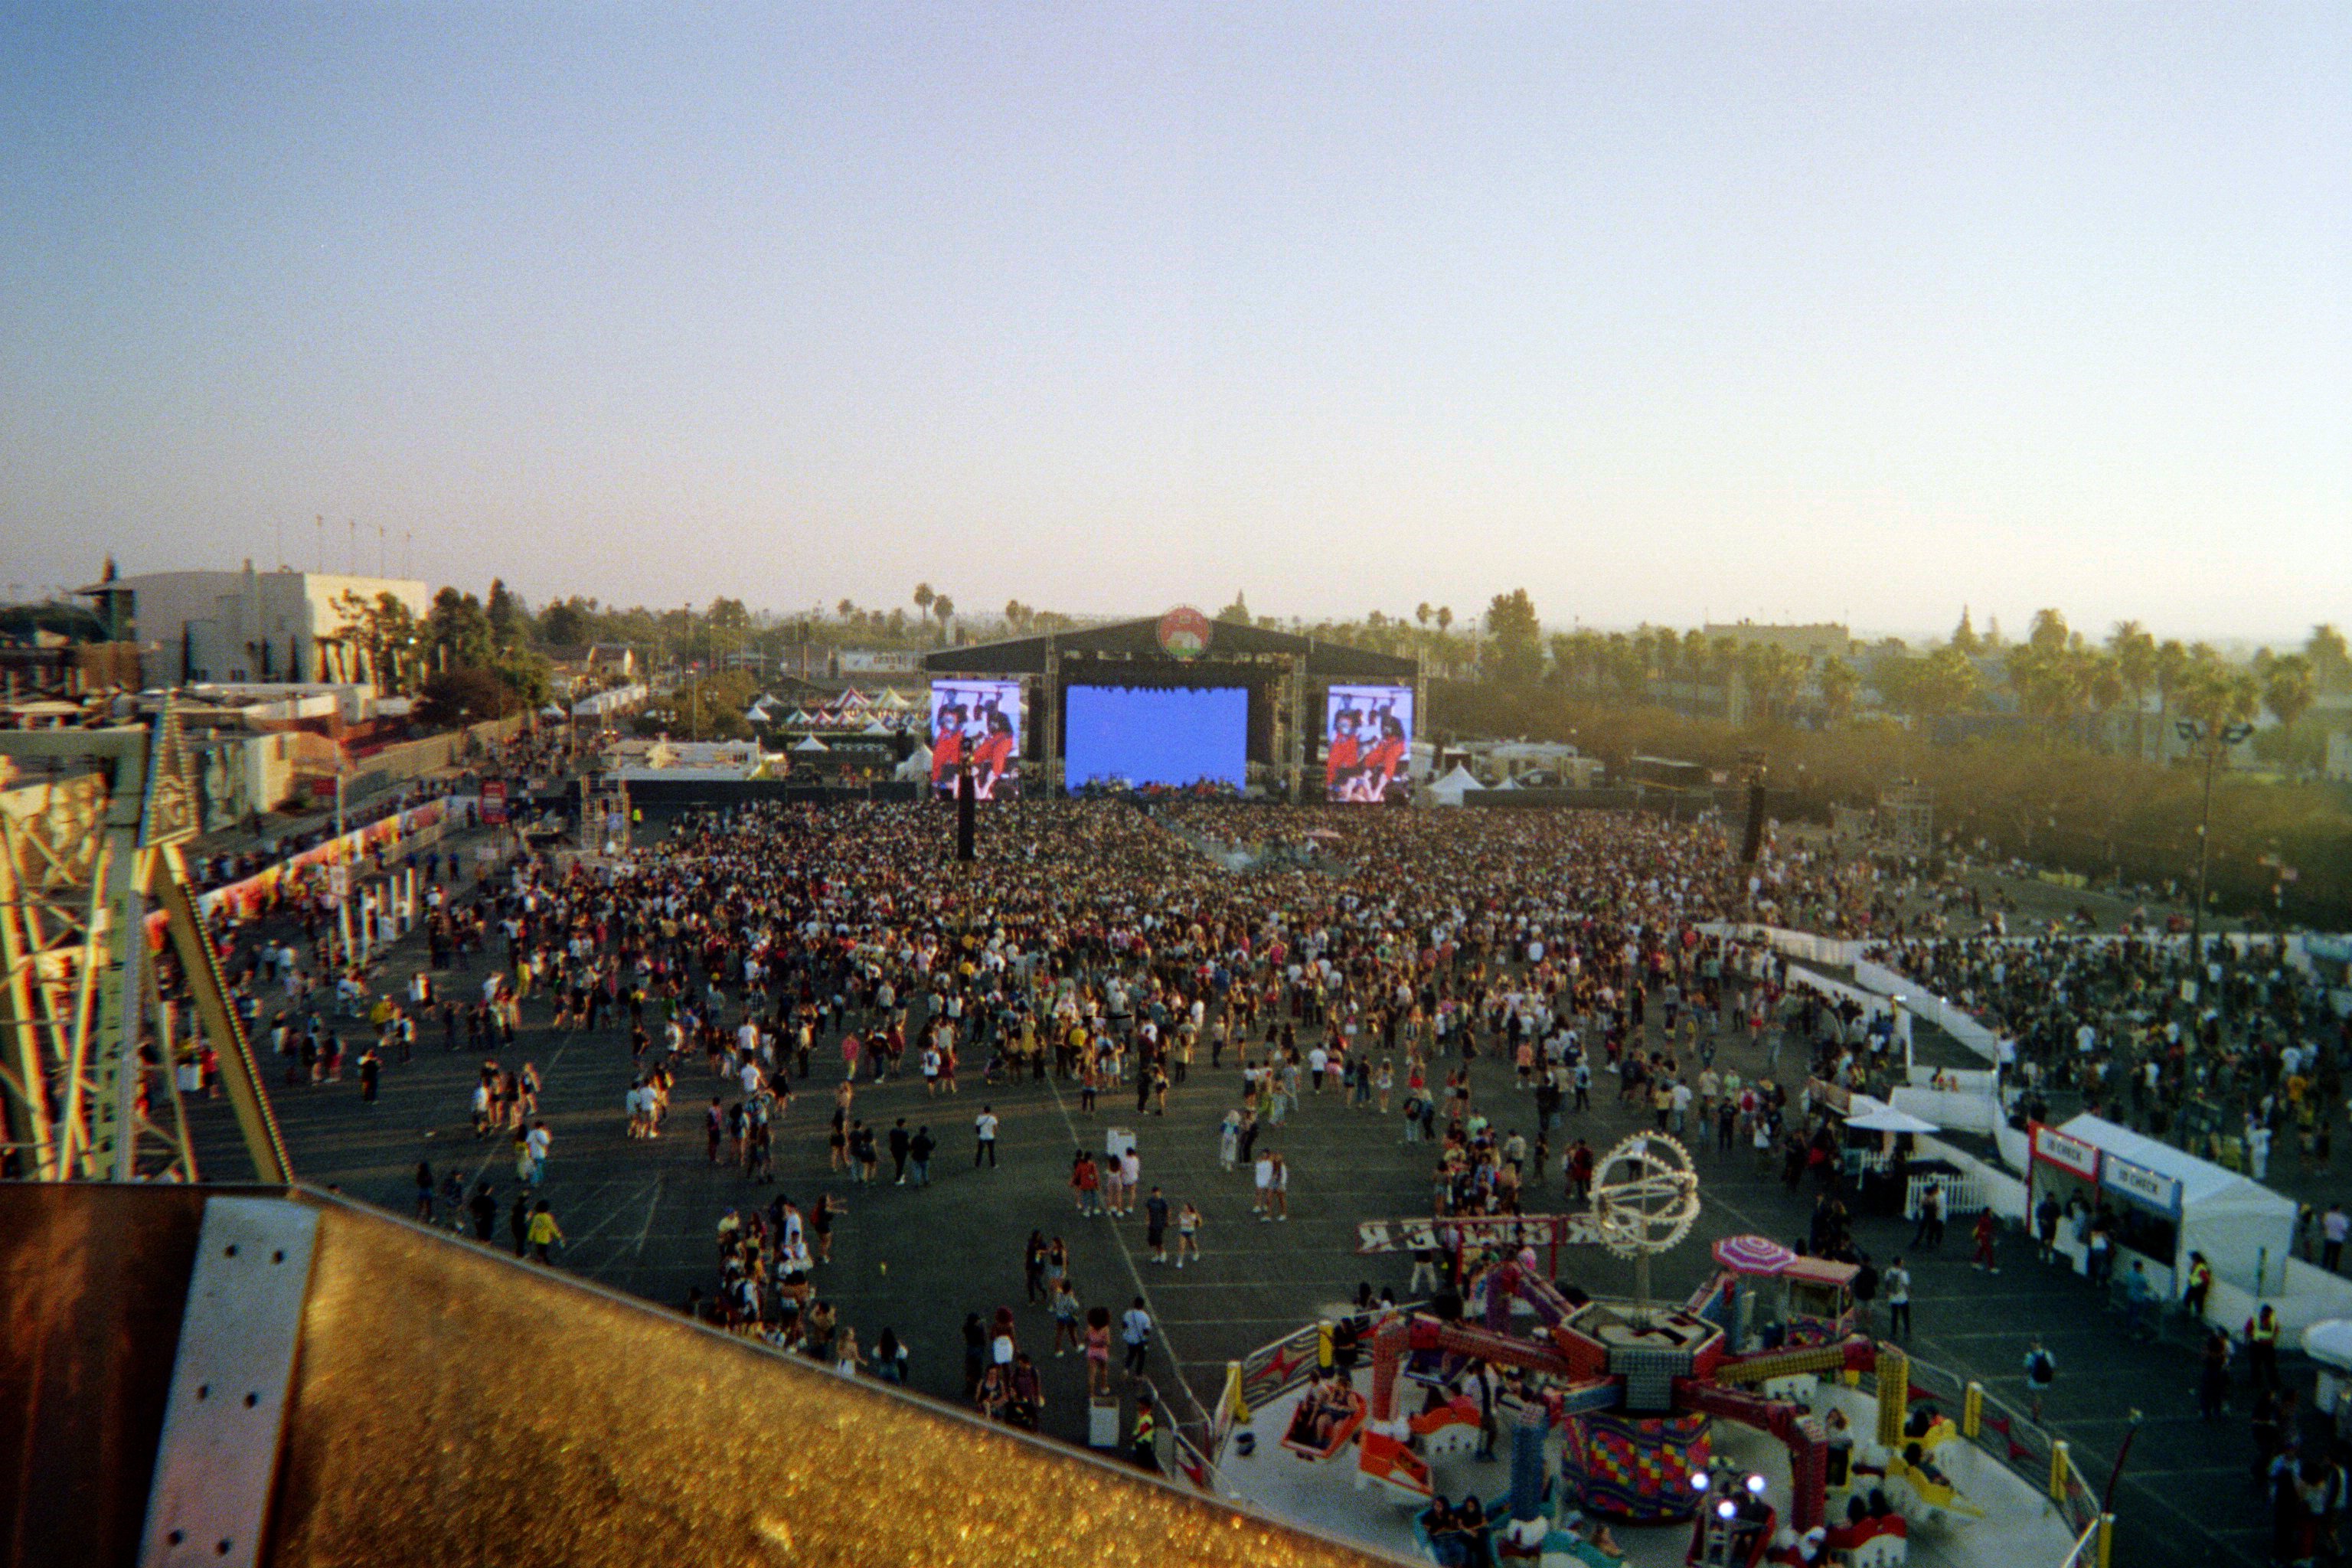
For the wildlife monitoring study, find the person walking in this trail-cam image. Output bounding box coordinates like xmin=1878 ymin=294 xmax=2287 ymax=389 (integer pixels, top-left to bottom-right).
xmin=1885 ymin=1256 xmax=1913 ymax=1339
xmin=1145 ymin=1187 xmax=1171 ymax=1264
xmin=1175 ymin=1200 xmax=1202 ymax=1269
xmin=1120 ymin=1295 xmax=1153 ymax=1377
xmin=1083 ymin=1306 xmax=1112 ymax=1396
xmin=890 ymin=1118 xmax=912 ymax=1184
xmin=2023 ymin=1339 xmax=2056 ymax=1422
xmin=974 ymin=1106 xmax=999 ymax=1168
xmin=527 ymin=1199 xmax=564 ymax=1263
xmin=2325 ymin=1204 xmax=2348 ymax=1272
xmin=909 ymin=1125 xmax=935 ymax=1186
xmin=1913 ymin=1185 xmax=1943 ymax=1251
xmin=1971 ymin=1207 xmax=2001 ymax=1274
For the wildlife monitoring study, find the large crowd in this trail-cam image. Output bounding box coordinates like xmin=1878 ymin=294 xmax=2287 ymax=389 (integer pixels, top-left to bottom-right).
xmin=1864 ymin=930 xmax=2352 ymax=1183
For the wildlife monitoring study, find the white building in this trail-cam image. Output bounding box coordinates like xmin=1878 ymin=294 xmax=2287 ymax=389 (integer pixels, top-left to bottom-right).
xmin=93 ymin=564 xmax=430 ymax=688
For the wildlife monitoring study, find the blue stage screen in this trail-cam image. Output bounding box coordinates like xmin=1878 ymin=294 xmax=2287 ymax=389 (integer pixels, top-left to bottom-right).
xmin=1064 ymin=685 xmax=1249 ymax=791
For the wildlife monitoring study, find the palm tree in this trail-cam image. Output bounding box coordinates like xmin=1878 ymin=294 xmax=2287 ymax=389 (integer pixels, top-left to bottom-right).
xmin=913 ymin=583 xmax=935 ymax=619
xmin=1416 ymin=603 xmax=1432 ymax=628
xmin=1435 ymin=606 xmax=1452 ymax=635
xmin=2108 ymin=620 xmax=2156 ymax=756
xmin=932 ymin=594 xmax=955 ymax=644
xmin=2264 ymin=653 xmax=2316 ymax=764
xmin=835 ymin=598 xmax=855 ymax=620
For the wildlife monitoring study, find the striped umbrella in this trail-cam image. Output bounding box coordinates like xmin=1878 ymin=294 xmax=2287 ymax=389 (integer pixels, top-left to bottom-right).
xmin=1711 ymin=1234 xmax=1796 ymax=1276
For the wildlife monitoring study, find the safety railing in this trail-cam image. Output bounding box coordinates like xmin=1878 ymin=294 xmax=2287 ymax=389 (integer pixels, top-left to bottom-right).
xmin=1857 ymin=1346 xmax=2114 ymax=1566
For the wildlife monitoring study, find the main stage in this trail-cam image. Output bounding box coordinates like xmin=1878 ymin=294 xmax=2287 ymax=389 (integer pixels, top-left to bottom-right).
xmin=922 ymin=609 xmax=1422 ymax=801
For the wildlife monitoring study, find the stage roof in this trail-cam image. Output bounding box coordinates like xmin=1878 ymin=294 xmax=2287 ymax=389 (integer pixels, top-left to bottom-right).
xmin=922 ymin=618 xmax=1418 ymax=680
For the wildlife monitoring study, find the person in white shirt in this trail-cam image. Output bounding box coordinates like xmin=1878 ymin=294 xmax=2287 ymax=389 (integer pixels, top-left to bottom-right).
xmin=1120 ymin=1298 xmax=1153 ymax=1375
xmin=974 ymin=1107 xmax=1000 ymax=1168
xmin=1254 ymin=1152 xmax=1276 ymax=1217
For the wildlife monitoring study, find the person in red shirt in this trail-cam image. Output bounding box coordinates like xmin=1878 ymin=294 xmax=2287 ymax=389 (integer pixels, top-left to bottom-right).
xmin=1971 ymin=1206 xmax=2000 ymax=1274
xmin=969 ymin=707 xmax=1017 ymax=798
xmin=1324 ymin=709 xmax=1363 ymax=797
xmin=929 ymin=702 xmax=966 ymax=788
xmin=1357 ymin=711 xmax=1408 ymax=799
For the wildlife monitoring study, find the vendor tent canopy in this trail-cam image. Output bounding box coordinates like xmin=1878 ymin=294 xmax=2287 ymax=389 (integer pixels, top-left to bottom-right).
xmin=790 ymin=735 xmax=831 ymax=753
xmin=1426 ymin=764 xmax=1481 ymax=807
xmin=2307 ymin=1320 xmax=2352 ymax=1372
xmin=2054 ymin=1113 xmax=2298 ymax=1291
xmin=874 ymin=688 xmax=914 ymax=710
xmin=861 ymin=719 xmax=893 ymax=735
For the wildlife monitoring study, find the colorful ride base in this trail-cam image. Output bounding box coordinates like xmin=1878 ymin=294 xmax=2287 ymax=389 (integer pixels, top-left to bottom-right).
xmin=1563 ymin=1409 xmax=1713 ymax=1522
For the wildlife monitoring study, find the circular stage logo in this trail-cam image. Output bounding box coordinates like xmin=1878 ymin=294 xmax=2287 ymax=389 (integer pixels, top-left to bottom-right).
xmin=1157 ymin=606 xmax=1212 ymax=661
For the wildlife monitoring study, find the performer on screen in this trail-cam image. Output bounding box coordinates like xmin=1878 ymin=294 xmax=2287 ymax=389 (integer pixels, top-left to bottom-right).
xmin=1324 ymin=707 xmax=1363 ymax=798
xmin=930 ymin=701 xmax=967 ymax=789
xmin=969 ymin=705 xmax=1018 ymax=799
xmin=1358 ymin=709 xmax=1408 ymax=800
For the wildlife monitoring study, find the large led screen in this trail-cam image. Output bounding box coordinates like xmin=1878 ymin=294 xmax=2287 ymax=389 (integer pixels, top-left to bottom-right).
xmin=1325 ymin=684 xmax=1413 ymax=802
xmin=1064 ymin=684 xmax=1249 ymax=791
xmin=928 ymin=678 xmax=1024 ymax=799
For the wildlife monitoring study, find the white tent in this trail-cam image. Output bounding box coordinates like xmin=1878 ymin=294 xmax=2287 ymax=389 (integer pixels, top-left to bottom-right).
xmin=861 ymin=718 xmax=893 ymax=736
xmin=1427 ymin=764 xmax=1481 ymax=806
xmin=893 ymin=743 xmax=933 ymax=782
xmin=1490 ymin=773 xmax=1520 ymax=792
xmin=2053 ymin=1114 xmax=2298 ymax=1294
xmin=875 ymin=688 xmax=914 ymax=710
xmin=791 ymin=735 xmax=831 ymax=753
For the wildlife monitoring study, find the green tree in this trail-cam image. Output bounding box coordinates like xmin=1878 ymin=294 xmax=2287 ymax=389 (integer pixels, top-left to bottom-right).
xmin=2307 ymin=625 xmax=2350 ymax=691
xmin=485 ymin=579 xmax=529 ymax=649
xmin=1482 ymin=589 xmax=1543 ymax=684
xmin=1949 ymin=607 xmax=1981 ymax=655
xmin=416 ymin=665 xmax=524 ymax=727
xmin=1217 ymin=591 xmax=1252 ymax=624
xmin=538 ymin=596 xmax=592 ymax=648
xmin=1818 ymin=657 xmax=1858 ymax=725
xmin=427 ymin=587 xmax=493 ymax=669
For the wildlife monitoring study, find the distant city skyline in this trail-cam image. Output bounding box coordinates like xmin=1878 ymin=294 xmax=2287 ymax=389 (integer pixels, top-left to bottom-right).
xmin=5 ymin=5 xmax=2347 ymax=643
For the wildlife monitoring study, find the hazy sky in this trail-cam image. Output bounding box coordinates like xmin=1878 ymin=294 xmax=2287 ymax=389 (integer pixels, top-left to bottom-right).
xmin=5 ymin=4 xmax=2347 ymax=642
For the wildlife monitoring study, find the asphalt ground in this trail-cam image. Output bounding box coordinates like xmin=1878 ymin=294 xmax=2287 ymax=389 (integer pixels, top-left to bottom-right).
xmin=185 ymin=827 xmax=2307 ymax=1568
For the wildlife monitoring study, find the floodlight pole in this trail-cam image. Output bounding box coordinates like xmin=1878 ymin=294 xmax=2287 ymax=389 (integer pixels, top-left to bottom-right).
xmin=2179 ymin=717 xmax=2253 ymax=956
